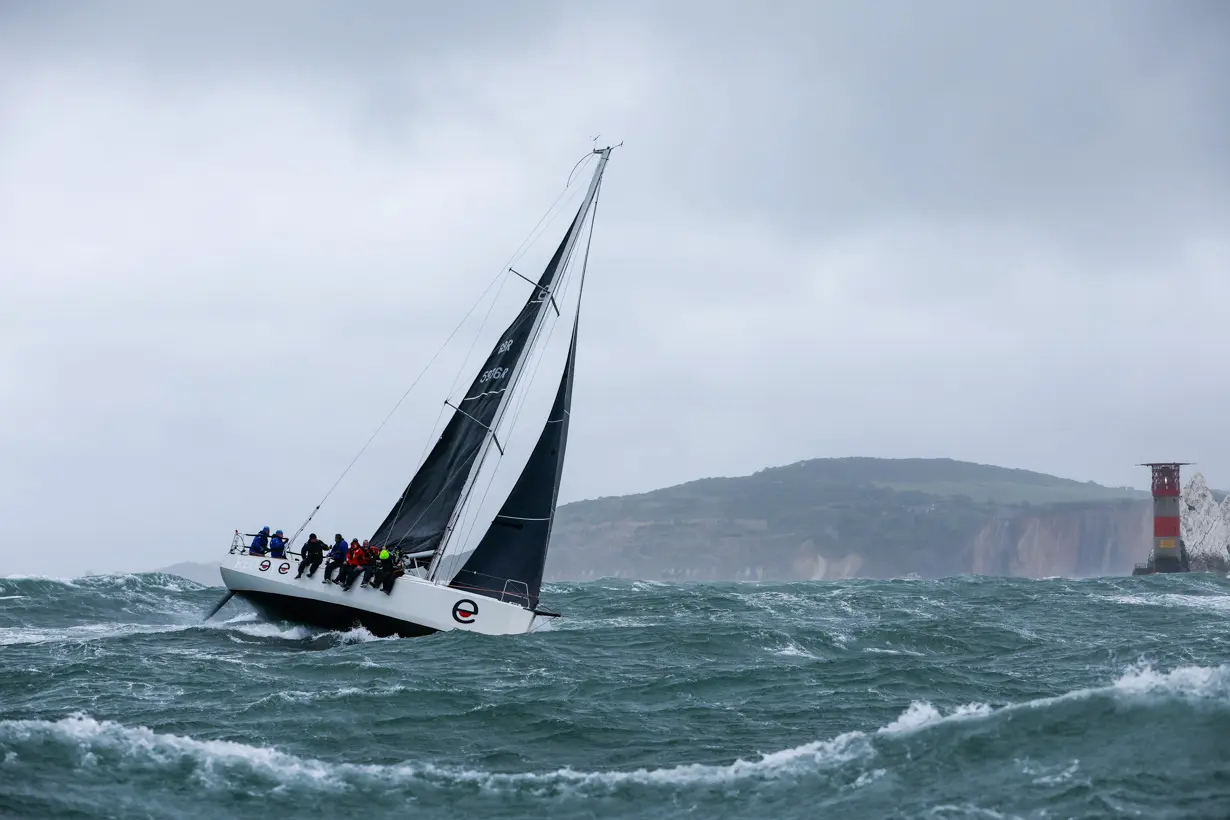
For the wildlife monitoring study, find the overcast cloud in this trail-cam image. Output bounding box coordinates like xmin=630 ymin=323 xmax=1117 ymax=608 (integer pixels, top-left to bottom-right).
xmin=2 ymin=1 xmax=1227 ymax=576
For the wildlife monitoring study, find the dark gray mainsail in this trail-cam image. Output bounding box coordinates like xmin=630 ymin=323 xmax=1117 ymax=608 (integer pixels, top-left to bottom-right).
xmin=365 ymin=208 xmax=584 ymax=556
xmin=449 ymin=319 xmax=578 ymax=608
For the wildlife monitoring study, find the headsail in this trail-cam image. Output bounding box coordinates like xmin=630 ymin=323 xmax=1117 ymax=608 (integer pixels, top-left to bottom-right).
xmin=365 ymin=209 xmax=584 ymax=556
xmin=449 ymin=319 xmax=578 ymax=608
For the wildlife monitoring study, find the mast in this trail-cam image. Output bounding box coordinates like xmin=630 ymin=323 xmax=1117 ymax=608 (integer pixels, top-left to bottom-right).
xmin=425 ymin=147 xmax=613 ymax=582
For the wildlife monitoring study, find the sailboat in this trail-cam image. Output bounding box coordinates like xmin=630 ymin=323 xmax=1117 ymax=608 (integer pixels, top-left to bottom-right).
xmin=213 ymin=146 xmax=615 ymax=637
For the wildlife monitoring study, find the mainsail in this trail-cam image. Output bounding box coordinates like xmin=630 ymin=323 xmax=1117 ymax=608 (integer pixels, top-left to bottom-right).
xmin=365 ymin=211 xmax=580 ymax=555
xmin=367 ymin=148 xmax=610 ymax=559
xmin=449 ymin=320 xmax=578 ymax=608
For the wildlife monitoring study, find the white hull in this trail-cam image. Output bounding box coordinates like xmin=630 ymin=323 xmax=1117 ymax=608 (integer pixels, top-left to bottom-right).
xmin=219 ymin=554 xmax=550 ymax=637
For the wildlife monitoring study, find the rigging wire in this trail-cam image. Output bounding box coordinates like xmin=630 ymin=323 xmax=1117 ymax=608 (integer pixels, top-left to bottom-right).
xmin=437 ymin=241 xmax=584 ymax=575
xmin=374 ymin=197 xmax=589 ymax=546
xmin=374 ymin=237 xmax=587 ymax=554
xmin=283 ymin=165 xmax=601 ymax=550
xmin=426 ymin=156 xmax=609 ymax=574
xmin=439 ymin=176 xmax=606 ymax=580
xmin=441 ymin=179 xmax=587 ymax=404
xmin=377 ymin=181 xmax=591 ymax=542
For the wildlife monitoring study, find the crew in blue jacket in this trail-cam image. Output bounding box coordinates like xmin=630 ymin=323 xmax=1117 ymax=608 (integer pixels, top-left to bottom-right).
xmin=269 ymin=530 xmax=287 ymax=559
xmin=322 ymin=534 xmax=349 ymax=584
xmin=249 ymin=526 xmax=271 ymax=555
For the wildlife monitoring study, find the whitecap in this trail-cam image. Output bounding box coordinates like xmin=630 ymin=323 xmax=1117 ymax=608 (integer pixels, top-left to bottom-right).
xmin=769 ymin=641 xmax=820 ymax=659
xmin=864 ymin=646 xmax=925 ymax=657
xmin=880 ymin=701 xmax=994 ymax=734
xmin=1107 ymin=592 xmax=1230 ymax=614
xmin=0 ymin=622 xmax=194 ymax=647
xmin=0 ymin=714 xmax=876 ymax=792
xmin=3 ymin=664 xmax=1223 ymax=797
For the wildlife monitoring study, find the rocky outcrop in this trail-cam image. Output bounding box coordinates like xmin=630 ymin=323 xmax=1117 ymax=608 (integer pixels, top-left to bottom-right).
xmin=1181 ymin=472 xmax=1230 ymax=572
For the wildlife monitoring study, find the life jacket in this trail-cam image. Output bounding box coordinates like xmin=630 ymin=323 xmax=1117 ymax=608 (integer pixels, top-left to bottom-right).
xmin=347 ymin=546 xmax=367 ymax=567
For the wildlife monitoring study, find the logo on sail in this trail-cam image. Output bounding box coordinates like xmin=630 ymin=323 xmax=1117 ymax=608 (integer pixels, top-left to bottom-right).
xmin=452 ymin=599 xmax=479 ymax=624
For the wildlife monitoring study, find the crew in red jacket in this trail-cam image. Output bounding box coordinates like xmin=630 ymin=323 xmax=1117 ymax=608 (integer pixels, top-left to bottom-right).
xmin=338 ymin=539 xmax=370 ymax=591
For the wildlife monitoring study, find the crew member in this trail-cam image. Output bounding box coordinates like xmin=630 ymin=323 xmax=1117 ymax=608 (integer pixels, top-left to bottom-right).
xmin=249 ymin=526 xmax=271 ymax=555
xmin=296 ymin=533 xmax=325 ymax=579
xmin=358 ymin=540 xmax=380 ymax=587
xmin=269 ymin=530 xmax=287 ymax=559
xmin=322 ymin=534 xmax=348 ymax=583
xmin=338 ymin=539 xmax=369 ymax=591
xmin=373 ymin=548 xmax=402 ymax=594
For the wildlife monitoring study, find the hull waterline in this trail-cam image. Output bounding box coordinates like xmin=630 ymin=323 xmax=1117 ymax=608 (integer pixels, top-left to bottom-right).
xmin=219 ymin=554 xmax=550 ymax=637
xmin=236 ymin=590 xmax=437 ymax=638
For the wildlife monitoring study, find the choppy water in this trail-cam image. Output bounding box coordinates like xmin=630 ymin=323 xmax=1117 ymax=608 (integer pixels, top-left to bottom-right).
xmin=2 ymin=572 xmax=1229 ymax=819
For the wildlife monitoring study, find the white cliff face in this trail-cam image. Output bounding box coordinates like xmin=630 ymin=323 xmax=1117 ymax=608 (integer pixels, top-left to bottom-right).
xmin=1181 ymin=472 xmax=1230 ymax=564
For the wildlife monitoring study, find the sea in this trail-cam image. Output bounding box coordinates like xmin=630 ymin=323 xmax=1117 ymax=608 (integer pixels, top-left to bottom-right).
xmin=1 ymin=573 xmax=1228 ymax=819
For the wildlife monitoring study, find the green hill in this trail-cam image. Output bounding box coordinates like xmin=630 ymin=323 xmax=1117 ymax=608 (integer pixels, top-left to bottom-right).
xmin=546 ymin=458 xmax=1149 ymax=580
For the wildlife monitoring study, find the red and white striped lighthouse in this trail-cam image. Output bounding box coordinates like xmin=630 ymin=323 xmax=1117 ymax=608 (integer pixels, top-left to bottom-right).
xmin=1140 ymin=462 xmax=1188 ymax=570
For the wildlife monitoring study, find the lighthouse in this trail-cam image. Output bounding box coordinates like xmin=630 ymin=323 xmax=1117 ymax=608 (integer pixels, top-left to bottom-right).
xmin=1133 ymin=462 xmax=1191 ymax=574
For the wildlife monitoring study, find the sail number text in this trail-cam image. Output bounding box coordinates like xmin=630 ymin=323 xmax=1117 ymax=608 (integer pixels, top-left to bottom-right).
xmin=496 ymin=340 xmax=514 ymax=354
xmin=480 ymin=366 xmax=510 ymax=383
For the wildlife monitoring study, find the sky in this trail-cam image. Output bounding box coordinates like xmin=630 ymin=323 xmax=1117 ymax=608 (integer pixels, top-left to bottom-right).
xmin=1 ymin=1 xmax=1227 ymax=575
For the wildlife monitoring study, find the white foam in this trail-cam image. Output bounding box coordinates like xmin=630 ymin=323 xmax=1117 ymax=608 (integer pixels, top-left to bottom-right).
xmin=770 ymin=641 xmax=820 ymax=659
xmin=333 ymin=626 xmax=395 ymax=644
xmin=2 ymin=664 xmax=1223 ymax=795
xmin=241 ymin=684 xmax=410 ymax=711
xmin=0 ymin=622 xmax=193 ymax=647
xmin=880 ymin=701 xmax=994 ymax=734
xmin=1110 ymin=661 xmax=1230 ymax=699
xmin=1108 ymin=592 xmax=1230 ymax=614
xmin=0 ymin=609 xmax=374 ymax=647
xmin=864 ymin=647 xmax=926 ymax=657
xmin=874 ymin=662 xmax=1230 ymax=740
xmin=554 ymin=616 xmax=656 ymax=631
xmin=1029 ymin=759 xmax=1082 ymax=786
xmin=223 ymin=620 xmax=318 ymax=641
xmin=0 ymin=574 xmax=79 ymax=585
xmin=0 ymin=713 xmax=874 ymax=791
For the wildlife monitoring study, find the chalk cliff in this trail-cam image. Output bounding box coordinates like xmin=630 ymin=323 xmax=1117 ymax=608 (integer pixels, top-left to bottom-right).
xmin=1181 ymin=472 xmax=1230 ymax=572
xmin=963 ymin=502 xmax=1149 ymax=577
